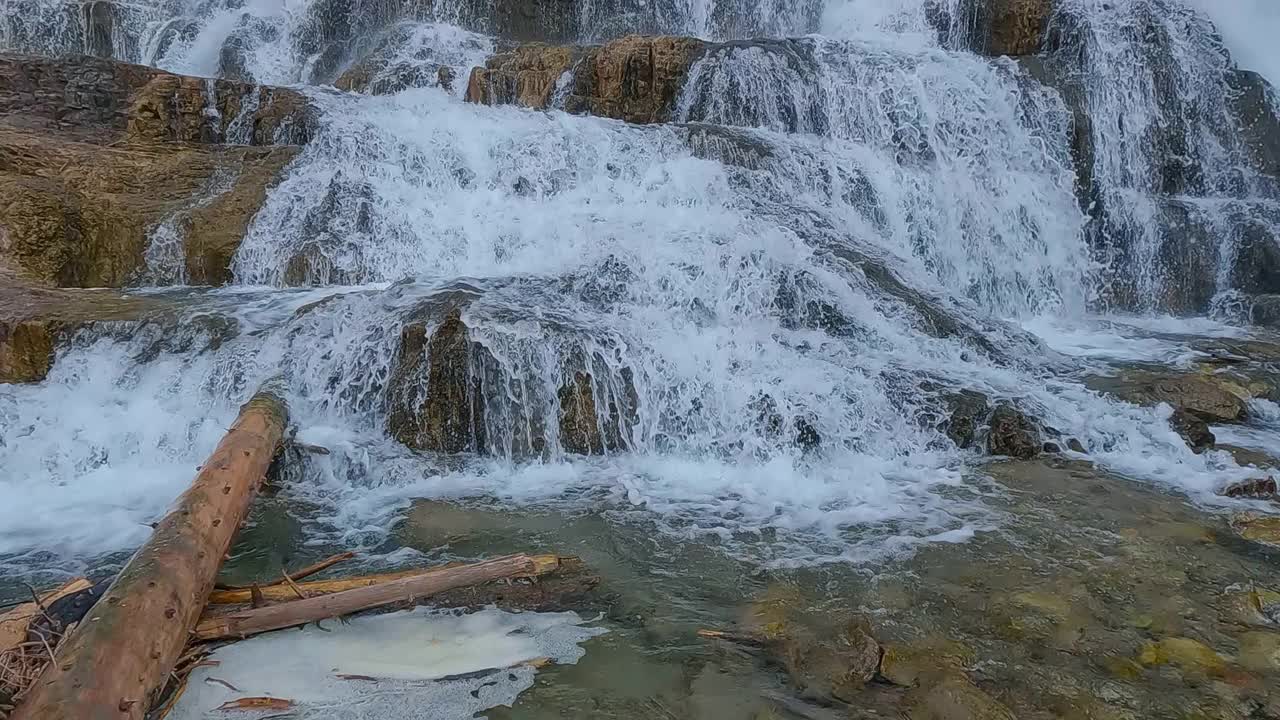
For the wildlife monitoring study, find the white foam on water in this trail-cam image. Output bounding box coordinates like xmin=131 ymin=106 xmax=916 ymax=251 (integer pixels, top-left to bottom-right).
xmin=169 ymin=607 xmax=605 ymax=720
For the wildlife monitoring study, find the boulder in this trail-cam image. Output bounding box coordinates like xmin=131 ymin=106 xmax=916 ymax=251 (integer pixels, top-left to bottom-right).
xmin=1087 ymin=370 xmax=1249 ymax=424
xmin=987 ymin=403 xmax=1041 ymax=459
xmin=0 ymin=53 xmax=308 ymax=287
xmin=1169 ymin=409 xmax=1215 ymax=453
xmin=388 ymin=310 xmax=486 ymax=454
xmin=940 ymin=390 xmax=991 ymax=449
xmin=466 ymin=35 xmax=708 ymax=124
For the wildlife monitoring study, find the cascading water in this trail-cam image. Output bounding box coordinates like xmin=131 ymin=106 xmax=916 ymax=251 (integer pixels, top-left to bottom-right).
xmin=1052 ymin=0 xmax=1280 ymax=314
xmin=1 ymin=0 xmax=1277 ymax=579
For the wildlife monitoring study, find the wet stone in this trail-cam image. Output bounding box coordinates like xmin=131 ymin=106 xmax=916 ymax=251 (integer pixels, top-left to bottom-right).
xmin=987 ymin=403 xmax=1041 ymax=459
xmin=904 ymin=676 xmax=1016 ymax=720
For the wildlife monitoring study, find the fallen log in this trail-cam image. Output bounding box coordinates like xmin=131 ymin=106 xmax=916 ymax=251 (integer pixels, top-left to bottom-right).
xmin=194 ymin=554 xmax=566 ymax=641
xmin=12 ymin=390 xmax=288 ymax=720
xmin=208 ymin=565 xmax=449 ymax=604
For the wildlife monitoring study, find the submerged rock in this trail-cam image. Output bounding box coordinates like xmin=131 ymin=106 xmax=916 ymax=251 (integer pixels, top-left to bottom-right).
xmin=1231 ymin=514 xmax=1280 ymax=549
xmin=466 ymin=35 xmax=708 ymax=123
xmin=879 ymin=640 xmax=976 ymax=688
xmin=904 ymin=676 xmax=1016 ymax=720
xmin=1237 ymin=631 xmax=1280 ymax=673
xmin=773 ymin=618 xmax=882 ymax=702
xmin=1136 ymin=636 xmax=1227 ymax=676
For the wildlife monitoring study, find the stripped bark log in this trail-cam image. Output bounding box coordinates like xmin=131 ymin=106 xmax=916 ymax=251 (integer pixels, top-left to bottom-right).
xmin=208 ymin=565 xmax=467 ymax=604
xmin=12 ymin=391 xmax=288 ymax=720
xmin=194 ymin=554 xmax=566 ymax=641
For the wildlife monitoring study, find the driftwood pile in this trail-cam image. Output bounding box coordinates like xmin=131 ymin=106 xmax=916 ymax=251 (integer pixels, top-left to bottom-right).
xmin=0 ymin=387 xmax=591 ymax=719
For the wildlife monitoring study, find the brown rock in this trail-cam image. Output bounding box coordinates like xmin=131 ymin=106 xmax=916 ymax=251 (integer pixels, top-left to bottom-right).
xmin=1223 ymin=476 xmax=1278 ymax=499
xmin=387 ymin=310 xmax=487 ymax=454
xmin=387 ymin=308 xmax=637 ymax=457
xmin=0 ymin=127 xmax=298 ymax=286
xmin=981 ymin=0 xmax=1054 ymax=56
xmin=0 ymin=52 xmax=311 ymax=146
xmin=466 ymin=43 xmax=580 ymax=108
xmin=467 ymin=35 xmax=707 ymax=124
xmin=1170 ymin=408 xmax=1216 ymax=453
xmin=1087 ymin=370 xmax=1250 ymax=424
xmin=0 ymin=53 xmax=306 ymax=287
xmin=0 ymin=319 xmax=54 ymax=383
xmin=987 ymin=403 xmax=1040 ymax=459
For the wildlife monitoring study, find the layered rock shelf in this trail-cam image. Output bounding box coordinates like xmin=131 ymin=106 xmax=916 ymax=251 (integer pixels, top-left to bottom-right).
xmin=0 ymin=53 xmax=310 ymax=287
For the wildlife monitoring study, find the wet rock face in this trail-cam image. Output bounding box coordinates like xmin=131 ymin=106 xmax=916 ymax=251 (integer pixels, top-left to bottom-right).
xmin=0 ymin=53 xmax=312 ymax=145
xmin=0 ymin=319 xmax=55 ymax=383
xmin=388 ymin=311 xmax=487 ymax=454
xmin=974 ymin=0 xmax=1054 ymax=57
xmin=986 ymin=404 xmax=1041 ymax=459
xmin=0 ymin=277 xmax=173 ymax=383
xmin=1252 ymin=295 xmax=1280 ymax=328
xmin=466 ymin=36 xmax=708 ymax=124
xmin=387 ymin=310 xmax=635 ymax=457
xmin=0 ymin=53 xmax=307 ymax=287
xmin=1227 ymin=70 xmax=1280 ymax=185
xmin=0 ymin=127 xmax=298 ymax=287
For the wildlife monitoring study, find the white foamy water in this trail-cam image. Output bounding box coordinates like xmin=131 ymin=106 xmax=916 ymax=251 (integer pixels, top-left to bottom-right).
xmin=2 ymin=0 xmax=1278 ymax=574
xmin=171 ymin=607 xmax=605 ymax=719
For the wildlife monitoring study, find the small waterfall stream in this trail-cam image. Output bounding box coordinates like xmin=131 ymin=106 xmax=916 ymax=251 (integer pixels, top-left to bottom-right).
xmin=1 ymin=0 xmax=1277 ymax=574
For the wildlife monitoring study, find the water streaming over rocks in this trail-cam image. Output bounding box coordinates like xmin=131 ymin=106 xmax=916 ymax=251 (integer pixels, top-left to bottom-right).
xmin=2 ymin=0 xmax=1279 ymax=579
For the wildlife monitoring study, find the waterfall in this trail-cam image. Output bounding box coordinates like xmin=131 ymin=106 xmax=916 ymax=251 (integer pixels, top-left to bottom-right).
xmin=1 ymin=0 xmax=1276 ymax=573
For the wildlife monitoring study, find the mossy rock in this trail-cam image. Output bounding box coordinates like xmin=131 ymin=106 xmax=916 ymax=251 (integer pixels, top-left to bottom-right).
xmin=1136 ymin=637 xmax=1226 ymax=675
